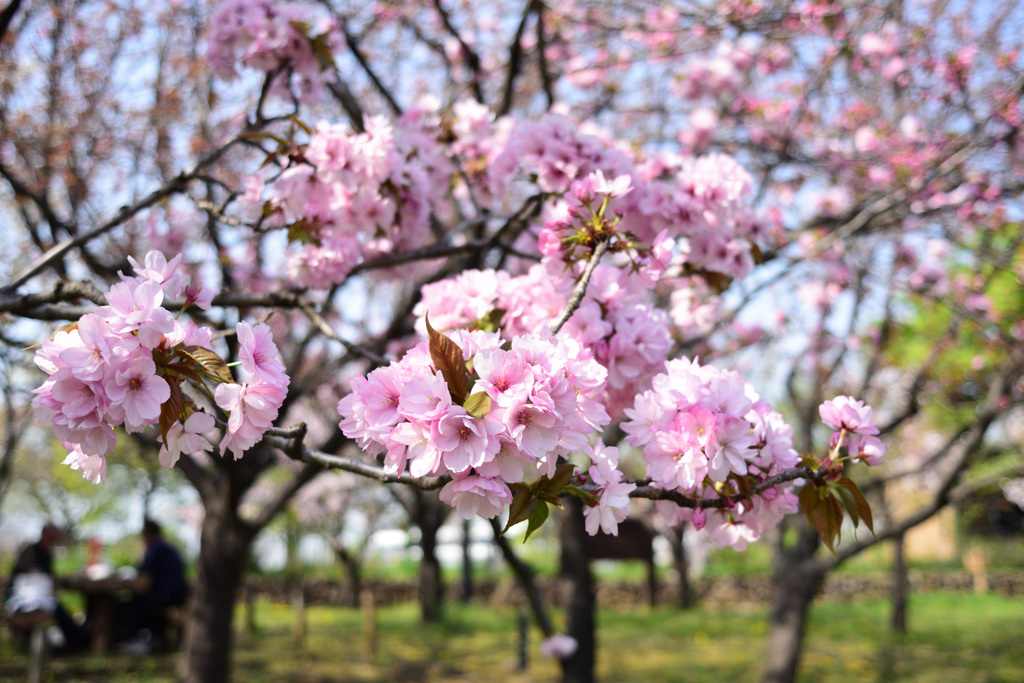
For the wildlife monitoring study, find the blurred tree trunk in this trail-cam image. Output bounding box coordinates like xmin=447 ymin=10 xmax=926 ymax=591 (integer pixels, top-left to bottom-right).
xmin=666 ymin=524 xmax=695 ymax=609
xmin=559 ymin=497 xmax=595 ymax=683
xmin=179 ymin=489 xmax=250 ymax=683
xmin=891 ymin=532 xmax=908 ymax=633
xmin=407 ymin=489 xmax=446 ymax=623
xmin=335 ymin=546 xmax=362 ymax=609
xmin=461 ymin=518 xmax=473 ymax=603
xmin=490 ymin=517 xmax=555 ymax=637
xmin=762 ymin=527 xmax=824 ymax=683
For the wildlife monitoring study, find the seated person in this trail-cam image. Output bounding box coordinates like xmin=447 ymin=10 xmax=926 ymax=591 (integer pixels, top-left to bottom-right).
xmin=5 ymin=522 xmax=88 ymax=651
xmin=118 ymin=519 xmax=188 ymax=653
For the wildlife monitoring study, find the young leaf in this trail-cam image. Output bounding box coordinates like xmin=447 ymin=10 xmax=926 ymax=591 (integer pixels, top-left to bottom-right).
xmin=425 ymin=314 xmax=469 ymax=403
xmin=463 ymin=392 xmax=492 ymax=419
xmin=502 ymin=485 xmax=537 ymax=535
xmin=523 ymin=501 xmax=550 ymax=542
xmin=834 ymin=482 xmax=861 ymax=528
xmin=535 ymin=463 xmax=577 ymax=507
xmin=474 ymin=308 xmax=506 ymax=333
xmin=159 ymin=381 xmax=185 ymax=445
xmin=181 ymin=346 xmax=234 ymax=384
xmin=837 ymin=477 xmax=876 ymax=537
xmin=286 ymin=218 xmax=322 ymax=247
xmin=547 ymin=463 xmax=577 ymax=493
xmin=798 ymin=483 xmax=819 ymax=531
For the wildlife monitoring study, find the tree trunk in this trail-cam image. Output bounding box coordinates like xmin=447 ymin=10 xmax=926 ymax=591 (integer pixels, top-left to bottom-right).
xmin=412 ymin=491 xmax=445 ymax=623
xmin=559 ymin=497 xmax=595 ymax=683
xmin=179 ymin=498 xmax=250 ymax=683
xmin=336 ymin=547 xmax=362 ymax=609
xmin=489 ymin=517 xmax=555 ymax=637
xmin=668 ymin=525 xmax=694 ymax=609
xmin=460 ymin=518 xmax=473 ymax=603
xmin=762 ymin=554 xmax=824 ymax=683
xmin=891 ymin=533 xmax=908 ymax=633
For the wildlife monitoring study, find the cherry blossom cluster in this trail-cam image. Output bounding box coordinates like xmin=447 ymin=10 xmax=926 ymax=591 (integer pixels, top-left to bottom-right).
xmin=246 ymin=110 xmax=451 ymax=288
xmin=622 ymin=357 xmax=801 ymax=550
xmin=208 ymin=0 xmax=341 ymax=101
xmin=338 ymin=328 xmax=632 ymax=526
xmin=818 ymin=396 xmax=886 ymax=466
xmin=31 ymin=251 xmax=288 ymax=482
xmin=413 ymin=263 xmax=672 ymax=418
xmin=214 ymin=320 xmax=290 ymax=458
xmin=583 ymin=443 xmax=636 ymax=536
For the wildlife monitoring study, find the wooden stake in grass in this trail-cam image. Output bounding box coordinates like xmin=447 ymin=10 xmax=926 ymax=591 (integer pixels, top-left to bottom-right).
xmin=361 ymin=589 xmax=377 ymax=660
xmin=292 ymin=582 xmax=306 ymax=647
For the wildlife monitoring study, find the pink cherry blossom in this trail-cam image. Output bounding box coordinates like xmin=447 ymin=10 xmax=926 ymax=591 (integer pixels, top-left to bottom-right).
xmin=160 ymin=412 xmax=215 ymax=468
xmin=438 ymin=474 xmax=513 ymax=519
xmin=107 ymin=355 xmax=171 ymax=432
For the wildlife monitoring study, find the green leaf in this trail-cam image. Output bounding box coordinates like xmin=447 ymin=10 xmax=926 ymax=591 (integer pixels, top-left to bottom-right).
xmin=535 ymin=463 xmax=576 ymax=507
xmin=463 ymin=392 xmax=492 ymax=419
xmin=799 ymin=454 xmax=820 ymax=470
xmin=502 ymin=484 xmax=536 ymax=535
xmin=181 ymin=346 xmax=234 ymax=384
xmin=286 ymin=218 xmax=322 ymax=246
xmin=159 ymin=381 xmax=185 ymax=445
xmin=474 ymin=308 xmax=506 ymax=333
xmin=523 ymin=501 xmax=550 ymax=542
xmin=837 ymin=477 xmax=876 ymax=537
xmin=425 ymin=314 xmax=469 ymax=404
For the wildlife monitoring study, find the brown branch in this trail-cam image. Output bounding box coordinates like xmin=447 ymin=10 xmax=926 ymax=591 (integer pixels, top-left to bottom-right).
xmin=534 ymin=2 xmax=555 ymax=110
xmin=343 ymin=25 xmax=402 ymax=117
xmin=498 ymin=0 xmax=540 ymax=116
xmin=0 ymin=280 xmax=105 ymax=315
xmin=432 ymin=0 xmax=485 ymax=103
xmin=264 ymin=434 xmax=448 ymax=490
xmin=0 ymin=0 xmax=21 ymax=43
xmin=2 ymin=131 xmax=250 ymax=293
xmin=247 ymin=462 xmax=324 ymax=532
xmin=629 ymin=466 xmax=819 ymax=509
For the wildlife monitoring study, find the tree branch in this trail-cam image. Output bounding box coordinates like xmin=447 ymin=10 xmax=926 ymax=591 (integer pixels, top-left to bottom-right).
xmin=2 ymin=131 xmax=250 ymax=293
xmin=550 ymin=239 xmax=609 ymax=334
xmin=0 ymin=0 xmax=21 ymax=44
xmin=264 ymin=433 xmax=448 ymax=490
xmin=497 ymin=0 xmax=539 ymax=116
xmin=432 ymin=0 xmax=485 ymax=103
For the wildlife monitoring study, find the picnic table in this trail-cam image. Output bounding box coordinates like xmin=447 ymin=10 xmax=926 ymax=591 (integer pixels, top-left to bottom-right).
xmin=58 ymin=574 xmax=138 ymax=654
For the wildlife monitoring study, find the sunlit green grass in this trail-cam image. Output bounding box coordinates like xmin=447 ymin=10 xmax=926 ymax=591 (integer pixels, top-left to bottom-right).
xmin=3 ymin=591 xmax=1023 ymax=682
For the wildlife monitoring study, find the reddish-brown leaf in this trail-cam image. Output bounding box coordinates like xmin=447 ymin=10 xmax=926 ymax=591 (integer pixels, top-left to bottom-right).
xmin=181 ymin=346 xmax=234 ymax=384
xmin=837 ymin=477 xmax=876 ymax=537
xmin=425 ymin=315 xmax=469 ymax=404
xmin=159 ymin=381 xmax=185 ymax=445
xmin=798 ymin=483 xmax=819 ymax=530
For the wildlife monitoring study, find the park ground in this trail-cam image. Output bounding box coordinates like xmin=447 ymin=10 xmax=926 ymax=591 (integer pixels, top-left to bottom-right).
xmin=2 ymin=590 xmax=1023 ymax=682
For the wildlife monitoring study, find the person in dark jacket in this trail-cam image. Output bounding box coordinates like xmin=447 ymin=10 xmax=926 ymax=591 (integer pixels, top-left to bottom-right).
xmin=118 ymin=519 xmax=188 ymax=653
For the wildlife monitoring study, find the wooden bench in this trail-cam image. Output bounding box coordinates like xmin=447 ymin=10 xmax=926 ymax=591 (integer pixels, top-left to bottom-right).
xmin=6 ymin=610 xmax=54 ymax=683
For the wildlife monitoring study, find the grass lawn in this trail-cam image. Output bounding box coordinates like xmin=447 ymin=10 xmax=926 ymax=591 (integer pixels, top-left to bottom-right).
xmin=3 ymin=591 xmax=1022 ymax=682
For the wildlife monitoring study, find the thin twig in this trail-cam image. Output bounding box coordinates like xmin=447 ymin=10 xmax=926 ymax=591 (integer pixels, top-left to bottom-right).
xmin=550 ymin=239 xmax=609 ymax=334
xmin=263 ymin=434 xmax=448 ymax=490
xmin=2 ymin=131 xmax=252 ymax=293
xmin=297 ymin=299 xmax=389 ymax=365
